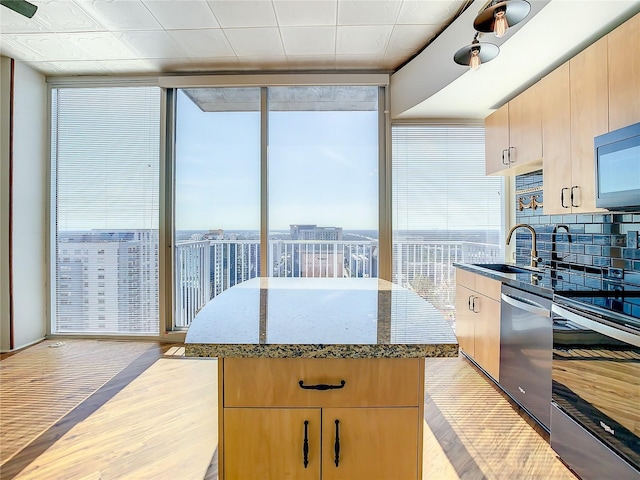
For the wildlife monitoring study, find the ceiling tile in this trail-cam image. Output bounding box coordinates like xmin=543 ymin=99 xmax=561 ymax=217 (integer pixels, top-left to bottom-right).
xmin=336 ymin=25 xmax=393 ymax=55
xmin=225 ymin=28 xmax=285 ymax=57
xmin=21 ymin=61 xmax=64 ymax=75
xmin=142 ymin=0 xmax=220 ymax=30
xmin=1 ymin=33 xmax=86 ymax=61
xmin=168 ymin=29 xmax=235 ymax=58
xmin=0 ymin=6 xmax=51 ymax=33
xmin=39 ymin=59 xmax=114 ymax=75
xmin=281 ymin=26 xmax=336 ymax=56
xmin=334 ymin=54 xmax=382 ymax=69
xmin=273 ymin=0 xmax=337 ymax=26
xmin=116 ymin=30 xmax=185 ymax=58
xmin=396 ymin=0 xmax=466 ymax=25
xmin=77 ymin=0 xmax=163 ymax=31
xmin=30 ymin=0 xmax=105 ymax=32
xmin=233 ymin=55 xmax=289 ymax=70
xmin=66 ymin=32 xmax=140 ymax=60
xmin=207 ymin=1 xmax=277 ymax=28
xmin=337 ymin=0 xmax=401 ymax=25
xmin=386 ymin=24 xmax=438 ymax=56
xmin=285 ymin=54 xmax=337 ymax=69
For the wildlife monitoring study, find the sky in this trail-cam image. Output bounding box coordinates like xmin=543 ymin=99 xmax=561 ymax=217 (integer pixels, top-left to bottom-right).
xmin=175 ymin=89 xmax=379 ymax=232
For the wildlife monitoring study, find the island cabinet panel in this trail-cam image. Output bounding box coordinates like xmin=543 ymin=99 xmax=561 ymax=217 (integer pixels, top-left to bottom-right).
xmin=608 ymin=12 xmax=640 ymax=131
xmin=569 ymin=35 xmax=608 ymax=214
xmin=321 ymin=407 xmax=420 ymax=480
xmin=224 ymin=357 xmax=420 ymax=407
xmin=220 ymin=356 xmax=425 ymax=479
xmin=224 ymin=408 xmax=321 ymax=480
xmin=455 ymin=269 xmax=501 ymax=381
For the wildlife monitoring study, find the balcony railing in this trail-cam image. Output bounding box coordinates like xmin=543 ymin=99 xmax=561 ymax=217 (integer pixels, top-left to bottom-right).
xmin=174 ymin=239 xmax=503 ymax=328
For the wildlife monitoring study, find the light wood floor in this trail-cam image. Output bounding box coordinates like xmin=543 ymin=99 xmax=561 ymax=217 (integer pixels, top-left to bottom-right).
xmin=0 ymin=341 xmax=578 ymax=480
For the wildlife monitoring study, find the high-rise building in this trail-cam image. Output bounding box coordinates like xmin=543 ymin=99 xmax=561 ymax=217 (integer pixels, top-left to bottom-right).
xmin=56 ymin=230 xmax=159 ymax=334
xmin=290 ymin=224 xmax=343 ymax=241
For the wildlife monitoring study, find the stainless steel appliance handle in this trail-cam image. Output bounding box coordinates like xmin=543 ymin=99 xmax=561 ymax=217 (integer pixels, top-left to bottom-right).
xmin=501 ymin=293 xmax=551 ymax=317
xmin=552 ymin=304 xmax=640 ymax=348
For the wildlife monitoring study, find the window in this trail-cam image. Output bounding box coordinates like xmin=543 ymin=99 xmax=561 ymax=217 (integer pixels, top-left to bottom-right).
xmin=172 ymin=85 xmax=382 ymax=328
xmin=392 ymin=124 xmax=504 ymax=328
xmin=51 ymin=86 xmax=160 ymax=335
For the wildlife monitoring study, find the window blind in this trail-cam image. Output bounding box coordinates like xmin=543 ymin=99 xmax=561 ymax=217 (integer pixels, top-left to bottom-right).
xmin=51 ymin=86 xmax=160 ymax=335
xmin=391 ymin=124 xmax=505 ymax=321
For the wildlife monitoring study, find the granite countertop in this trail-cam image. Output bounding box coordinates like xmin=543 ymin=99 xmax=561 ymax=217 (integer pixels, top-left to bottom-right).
xmin=453 ymin=262 xmax=555 ymax=299
xmin=185 ymin=277 xmax=459 ymax=359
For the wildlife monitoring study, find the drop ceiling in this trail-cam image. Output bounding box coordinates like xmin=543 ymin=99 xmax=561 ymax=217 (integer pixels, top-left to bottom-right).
xmin=1 ymin=0 xmax=639 ymax=119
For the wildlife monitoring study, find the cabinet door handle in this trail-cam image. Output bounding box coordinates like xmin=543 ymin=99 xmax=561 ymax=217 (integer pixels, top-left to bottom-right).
xmin=561 ymin=188 xmax=569 ymax=208
xmin=501 ymin=149 xmax=509 ymax=165
xmin=298 ymin=380 xmax=346 ymax=390
xmin=468 ymin=295 xmax=473 ymax=310
xmin=334 ymin=419 xmax=341 ymax=467
xmin=303 ymin=420 xmax=309 ymax=468
xmin=570 ymin=185 xmax=579 ymax=207
xmin=471 ymin=296 xmax=480 ymax=313
xmin=508 ymin=146 xmax=515 ymax=163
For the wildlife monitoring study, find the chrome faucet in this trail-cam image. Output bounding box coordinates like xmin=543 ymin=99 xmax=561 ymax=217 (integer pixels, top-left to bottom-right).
xmin=506 ymin=223 xmax=541 ymax=269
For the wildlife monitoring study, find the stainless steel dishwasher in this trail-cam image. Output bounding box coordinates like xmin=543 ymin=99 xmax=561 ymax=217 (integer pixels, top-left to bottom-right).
xmin=500 ymin=284 xmax=552 ymax=431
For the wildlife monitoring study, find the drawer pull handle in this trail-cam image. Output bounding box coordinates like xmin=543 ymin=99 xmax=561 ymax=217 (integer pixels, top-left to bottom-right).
xmin=334 ymin=419 xmax=340 ymax=467
xmin=298 ymin=380 xmax=346 ymax=390
xmin=303 ymin=420 xmax=309 ymax=468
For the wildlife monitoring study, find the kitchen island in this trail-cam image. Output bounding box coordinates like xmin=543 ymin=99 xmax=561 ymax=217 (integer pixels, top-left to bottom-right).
xmin=185 ymin=277 xmax=458 ymax=480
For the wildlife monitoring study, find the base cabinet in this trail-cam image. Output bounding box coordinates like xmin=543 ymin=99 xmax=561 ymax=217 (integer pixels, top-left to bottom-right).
xmin=455 ymin=268 xmax=501 ymax=381
xmin=220 ymin=358 xmax=424 ymax=480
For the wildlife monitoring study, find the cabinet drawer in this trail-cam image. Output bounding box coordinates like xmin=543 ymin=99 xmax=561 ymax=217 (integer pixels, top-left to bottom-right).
xmin=475 ymin=276 xmax=501 ymax=301
xmin=223 ymin=357 xmax=421 ymax=408
xmin=456 ymin=268 xmax=476 ymax=290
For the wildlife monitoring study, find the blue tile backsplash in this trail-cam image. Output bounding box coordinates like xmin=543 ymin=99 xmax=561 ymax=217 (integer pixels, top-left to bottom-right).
xmin=514 ymin=170 xmax=640 ymax=290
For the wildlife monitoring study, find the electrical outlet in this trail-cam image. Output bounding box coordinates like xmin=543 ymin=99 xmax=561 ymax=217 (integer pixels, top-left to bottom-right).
xmin=609 ymin=268 xmax=624 ymax=280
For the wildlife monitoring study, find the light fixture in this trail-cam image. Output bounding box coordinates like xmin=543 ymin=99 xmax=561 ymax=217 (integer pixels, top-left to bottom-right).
xmin=453 ymin=33 xmax=499 ymax=71
xmin=473 ymin=0 xmax=531 ymax=38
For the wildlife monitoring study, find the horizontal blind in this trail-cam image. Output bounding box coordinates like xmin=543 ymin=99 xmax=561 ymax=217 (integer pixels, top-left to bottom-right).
xmin=391 ymin=124 xmax=504 ymax=320
xmin=52 ymin=87 xmax=160 ymax=335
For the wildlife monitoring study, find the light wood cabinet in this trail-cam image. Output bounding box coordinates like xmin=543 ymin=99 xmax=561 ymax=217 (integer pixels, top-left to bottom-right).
xmin=542 ymin=37 xmax=609 ymax=215
xmin=485 ymin=84 xmax=543 ymax=176
xmin=569 ymin=35 xmax=609 ymax=214
xmin=541 ymin=64 xmax=573 ymax=214
xmin=454 ymin=268 xmax=501 ymax=381
xmin=608 ymin=12 xmax=640 ymax=131
xmin=220 ymin=357 xmax=424 ymax=479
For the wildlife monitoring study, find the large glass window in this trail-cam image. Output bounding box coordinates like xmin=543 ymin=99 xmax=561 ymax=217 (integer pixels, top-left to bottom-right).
xmin=173 ymin=88 xmax=261 ymax=327
xmin=172 ymin=85 xmax=381 ymax=328
xmin=392 ymin=124 xmax=504 ymax=328
xmin=51 ymin=86 xmax=160 ymax=335
xmin=268 ymin=86 xmax=379 ymax=279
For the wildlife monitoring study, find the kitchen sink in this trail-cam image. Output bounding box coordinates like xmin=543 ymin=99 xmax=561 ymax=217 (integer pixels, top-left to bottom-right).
xmin=471 ymin=263 xmax=538 ymax=274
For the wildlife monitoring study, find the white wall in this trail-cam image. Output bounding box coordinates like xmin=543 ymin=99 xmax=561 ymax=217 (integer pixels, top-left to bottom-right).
xmin=0 ymin=58 xmax=47 ymax=351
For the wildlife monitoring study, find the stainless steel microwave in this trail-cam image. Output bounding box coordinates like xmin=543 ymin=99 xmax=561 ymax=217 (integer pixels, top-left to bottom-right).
xmin=595 ymin=122 xmax=640 ymax=211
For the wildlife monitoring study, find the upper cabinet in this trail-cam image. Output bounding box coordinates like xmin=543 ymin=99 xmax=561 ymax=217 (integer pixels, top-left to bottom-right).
xmin=485 ymin=84 xmax=543 ymax=176
xmin=568 ymin=36 xmax=608 ymax=214
xmin=608 ymin=12 xmax=640 ymax=131
xmin=541 ymin=63 xmax=572 ymax=214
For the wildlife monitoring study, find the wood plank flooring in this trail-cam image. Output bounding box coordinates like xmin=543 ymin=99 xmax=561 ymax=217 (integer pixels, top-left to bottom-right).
xmin=0 ymin=339 xmax=154 ymax=466
xmin=1 ymin=341 xmax=578 ymax=479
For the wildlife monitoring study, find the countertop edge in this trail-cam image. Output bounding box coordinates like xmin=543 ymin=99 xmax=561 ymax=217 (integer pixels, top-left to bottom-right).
xmin=185 ymin=343 xmax=459 ymax=359
xmin=453 ymin=263 xmax=554 ymax=299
